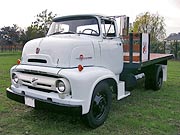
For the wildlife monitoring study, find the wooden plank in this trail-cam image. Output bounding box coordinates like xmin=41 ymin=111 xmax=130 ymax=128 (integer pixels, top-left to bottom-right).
xmin=124 ymin=53 xmax=173 ymax=63
xmin=124 ymin=55 xmax=140 ymax=62
xmin=122 ymin=33 xmax=140 ymax=40
xmin=149 ymin=53 xmax=173 ymax=60
xmin=123 ymin=44 xmax=140 ymax=52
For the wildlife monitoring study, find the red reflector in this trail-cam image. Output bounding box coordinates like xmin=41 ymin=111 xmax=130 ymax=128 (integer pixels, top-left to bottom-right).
xmin=78 ymin=65 xmax=83 ymax=72
xmin=17 ymin=59 xmax=21 ymax=65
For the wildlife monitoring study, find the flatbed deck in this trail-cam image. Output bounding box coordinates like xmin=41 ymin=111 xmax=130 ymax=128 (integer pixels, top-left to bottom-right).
xmin=149 ymin=53 xmax=173 ymax=61
xmin=122 ymin=33 xmax=174 ymax=72
xmin=123 ymin=53 xmax=173 ymax=71
xmin=124 ymin=53 xmax=173 ymax=63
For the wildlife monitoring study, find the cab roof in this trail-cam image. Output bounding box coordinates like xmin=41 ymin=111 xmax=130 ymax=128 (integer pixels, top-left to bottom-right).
xmin=53 ymin=14 xmax=114 ymax=22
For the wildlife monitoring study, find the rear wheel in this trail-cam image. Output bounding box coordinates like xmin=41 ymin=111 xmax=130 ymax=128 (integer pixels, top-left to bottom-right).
xmin=152 ymin=65 xmax=163 ymax=90
xmin=83 ymin=82 xmax=112 ymax=128
xmin=144 ymin=65 xmax=163 ymax=90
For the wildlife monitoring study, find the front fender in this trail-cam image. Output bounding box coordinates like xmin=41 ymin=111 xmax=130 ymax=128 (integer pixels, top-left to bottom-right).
xmin=59 ymin=67 xmax=118 ymax=114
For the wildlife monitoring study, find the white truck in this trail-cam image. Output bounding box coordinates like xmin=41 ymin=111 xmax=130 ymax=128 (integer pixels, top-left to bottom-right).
xmin=6 ymin=14 xmax=173 ymax=128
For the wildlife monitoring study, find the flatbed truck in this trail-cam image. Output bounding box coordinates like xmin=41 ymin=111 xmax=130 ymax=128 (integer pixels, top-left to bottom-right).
xmin=6 ymin=14 xmax=173 ymax=128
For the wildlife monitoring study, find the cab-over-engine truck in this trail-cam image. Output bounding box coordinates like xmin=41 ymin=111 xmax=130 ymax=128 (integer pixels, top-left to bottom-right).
xmin=6 ymin=14 xmax=173 ymax=128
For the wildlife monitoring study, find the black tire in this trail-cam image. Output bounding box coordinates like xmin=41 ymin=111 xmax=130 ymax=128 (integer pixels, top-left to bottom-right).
xmin=144 ymin=66 xmax=153 ymax=89
xmin=125 ymin=73 xmax=137 ymax=91
xmin=144 ymin=74 xmax=152 ymax=89
xmin=83 ymin=82 xmax=112 ymax=128
xmin=144 ymin=65 xmax=163 ymax=90
xmin=152 ymin=65 xmax=163 ymax=90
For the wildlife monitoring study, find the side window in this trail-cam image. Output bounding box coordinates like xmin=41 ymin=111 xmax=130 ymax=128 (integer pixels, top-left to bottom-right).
xmin=101 ymin=19 xmax=116 ymax=37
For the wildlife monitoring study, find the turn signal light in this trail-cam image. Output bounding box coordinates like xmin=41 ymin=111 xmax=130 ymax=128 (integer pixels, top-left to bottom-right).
xmin=17 ymin=59 xmax=21 ymax=65
xmin=78 ymin=65 xmax=83 ymax=72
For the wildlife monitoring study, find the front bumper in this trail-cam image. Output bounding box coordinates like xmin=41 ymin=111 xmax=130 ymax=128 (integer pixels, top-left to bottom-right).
xmin=6 ymin=87 xmax=82 ymax=113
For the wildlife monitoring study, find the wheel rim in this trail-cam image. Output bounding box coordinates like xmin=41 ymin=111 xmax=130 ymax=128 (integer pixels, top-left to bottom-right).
xmin=157 ymin=75 xmax=163 ymax=87
xmin=92 ymin=92 xmax=107 ymax=120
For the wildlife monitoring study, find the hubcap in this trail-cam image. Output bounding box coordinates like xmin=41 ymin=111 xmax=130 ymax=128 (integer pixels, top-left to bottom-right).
xmin=157 ymin=72 xmax=163 ymax=87
xmin=92 ymin=92 xmax=107 ymax=120
xmin=158 ymin=76 xmax=162 ymax=87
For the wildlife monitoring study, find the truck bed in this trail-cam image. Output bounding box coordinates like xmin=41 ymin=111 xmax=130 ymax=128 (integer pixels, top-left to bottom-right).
xmin=123 ymin=52 xmax=173 ymax=70
xmin=122 ymin=33 xmax=173 ymax=70
xmin=124 ymin=53 xmax=173 ymax=63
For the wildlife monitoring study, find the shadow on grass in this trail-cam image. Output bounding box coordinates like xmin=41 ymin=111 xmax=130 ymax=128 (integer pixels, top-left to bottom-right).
xmin=19 ymin=105 xmax=92 ymax=133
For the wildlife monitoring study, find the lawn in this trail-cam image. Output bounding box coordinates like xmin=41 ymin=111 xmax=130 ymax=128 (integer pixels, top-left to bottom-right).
xmin=0 ymin=53 xmax=179 ymax=135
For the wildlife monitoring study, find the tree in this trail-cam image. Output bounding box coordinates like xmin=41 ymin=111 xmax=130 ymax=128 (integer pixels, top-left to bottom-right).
xmin=133 ymin=12 xmax=166 ymax=41
xmin=20 ymin=9 xmax=56 ymax=44
xmin=0 ymin=24 xmax=20 ymax=45
xmin=32 ymin=9 xmax=56 ymax=36
xmin=132 ymin=12 xmax=166 ymax=53
xmin=0 ymin=25 xmax=23 ymax=52
xmin=20 ymin=25 xmax=45 ymax=44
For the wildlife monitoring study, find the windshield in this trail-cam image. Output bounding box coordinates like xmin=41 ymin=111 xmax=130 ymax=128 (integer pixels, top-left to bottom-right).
xmin=47 ymin=16 xmax=99 ymax=36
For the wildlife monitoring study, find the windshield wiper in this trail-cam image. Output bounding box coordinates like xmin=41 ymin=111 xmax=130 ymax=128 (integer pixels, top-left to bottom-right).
xmin=48 ymin=31 xmax=62 ymax=36
xmin=62 ymin=31 xmax=76 ymax=34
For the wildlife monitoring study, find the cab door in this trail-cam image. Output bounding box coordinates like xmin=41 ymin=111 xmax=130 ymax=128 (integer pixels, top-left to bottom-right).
xmin=99 ymin=19 xmax=123 ymax=74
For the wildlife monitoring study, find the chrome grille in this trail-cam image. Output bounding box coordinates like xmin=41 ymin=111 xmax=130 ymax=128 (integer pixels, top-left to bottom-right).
xmin=15 ymin=72 xmax=58 ymax=92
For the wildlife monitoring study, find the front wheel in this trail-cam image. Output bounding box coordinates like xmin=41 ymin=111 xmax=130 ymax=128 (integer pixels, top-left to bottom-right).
xmin=83 ymin=82 xmax=112 ymax=128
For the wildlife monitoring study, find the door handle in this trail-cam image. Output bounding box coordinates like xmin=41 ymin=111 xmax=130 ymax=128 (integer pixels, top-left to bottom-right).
xmin=117 ymin=43 xmax=121 ymax=46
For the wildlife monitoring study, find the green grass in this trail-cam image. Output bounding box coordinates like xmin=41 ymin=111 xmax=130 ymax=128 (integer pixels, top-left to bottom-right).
xmin=0 ymin=54 xmax=180 ymax=135
xmin=0 ymin=51 xmax=21 ymax=56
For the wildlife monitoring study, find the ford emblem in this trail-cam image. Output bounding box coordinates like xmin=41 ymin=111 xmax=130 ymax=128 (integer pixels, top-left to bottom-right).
xmin=36 ymin=48 xmax=40 ymax=54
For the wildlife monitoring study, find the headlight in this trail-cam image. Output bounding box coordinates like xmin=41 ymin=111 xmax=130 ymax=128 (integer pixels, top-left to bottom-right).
xmin=12 ymin=73 xmax=19 ymax=84
xmin=56 ymin=80 xmax=66 ymax=92
xmin=56 ymin=78 xmax=70 ymax=94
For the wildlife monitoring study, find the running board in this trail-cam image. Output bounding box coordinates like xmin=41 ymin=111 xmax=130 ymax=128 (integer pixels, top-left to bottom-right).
xmin=117 ymin=81 xmax=130 ymax=100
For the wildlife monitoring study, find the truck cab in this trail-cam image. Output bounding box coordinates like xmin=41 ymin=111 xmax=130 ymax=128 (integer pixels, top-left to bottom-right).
xmin=6 ymin=14 xmax=172 ymax=128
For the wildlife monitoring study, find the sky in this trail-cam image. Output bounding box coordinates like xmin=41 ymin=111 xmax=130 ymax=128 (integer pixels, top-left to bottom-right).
xmin=0 ymin=0 xmax=180 ymax=36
